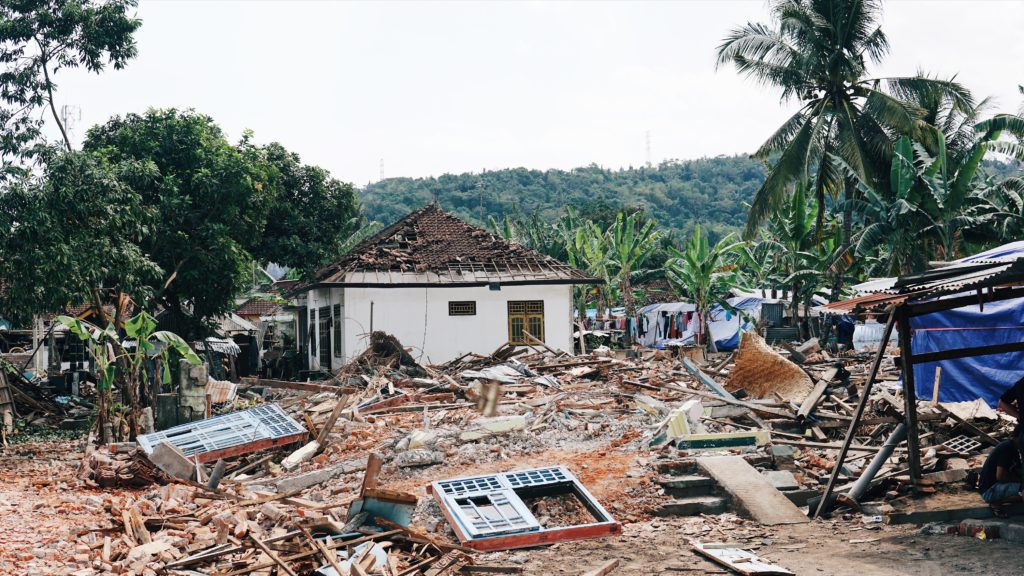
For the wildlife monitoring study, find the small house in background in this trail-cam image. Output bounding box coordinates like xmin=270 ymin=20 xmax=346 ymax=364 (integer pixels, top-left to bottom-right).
xmin=290 ymin=204 xmax=596 ymax=370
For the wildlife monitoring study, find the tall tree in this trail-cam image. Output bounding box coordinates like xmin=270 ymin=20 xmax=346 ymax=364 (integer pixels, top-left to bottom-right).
xmin=0 ymin=149 xmax=160 ymax=324
xmin=253 ymin=142 xmax=362 ymax=277
xmin=716 ymin=0 xmax=972 ymax=294
xmin=0 ymin=0 xmax=140 ymax=173
xmin=82 ymin=109 xmax=277 ymax=338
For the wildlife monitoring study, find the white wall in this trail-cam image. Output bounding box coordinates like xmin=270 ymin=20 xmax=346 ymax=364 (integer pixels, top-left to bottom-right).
xmin=341 ymin=283 xmax=574 ymax=364
xmin=305 ymin=287 xmax=344 ymax=371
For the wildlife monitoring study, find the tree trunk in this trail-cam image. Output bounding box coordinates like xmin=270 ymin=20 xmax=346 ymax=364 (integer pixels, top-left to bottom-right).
xmin=620 ymin=274 xmax=634 ymax=346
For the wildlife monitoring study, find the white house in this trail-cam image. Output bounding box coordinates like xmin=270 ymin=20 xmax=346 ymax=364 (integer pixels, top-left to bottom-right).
xmin=291 ymin=204 xmax=595 ymax=370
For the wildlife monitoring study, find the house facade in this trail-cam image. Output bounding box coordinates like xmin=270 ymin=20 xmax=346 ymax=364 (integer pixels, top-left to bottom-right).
xmin=291 ymin=204 xmax=594 ymax=370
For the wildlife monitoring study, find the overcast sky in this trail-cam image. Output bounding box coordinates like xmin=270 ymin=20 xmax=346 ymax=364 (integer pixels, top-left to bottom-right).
xmin=49 ymin=0 xmax=1024 ymax=186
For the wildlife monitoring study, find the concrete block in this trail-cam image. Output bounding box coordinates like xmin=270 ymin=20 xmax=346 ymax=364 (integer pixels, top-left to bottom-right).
xmin=763 ymin=470 xmax=800 ymax=491
xmin=634 ymin=394 xmax=668 ymax=415
xmin=655 ymin=495 xmax=728 ymax=517
xmin=148 ymin=442 xmax=194 ymax=481
xmin=280 ymin=440 xmax=319 ymax=471
xmin=270 ymin=458 xmax=367 ymax=493
xmin=459 ymin=415 xmax=528 ymax=441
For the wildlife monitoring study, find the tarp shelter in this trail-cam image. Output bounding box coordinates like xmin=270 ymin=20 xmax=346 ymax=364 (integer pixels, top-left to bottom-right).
xmin=821 ymin=240 xmax=1024 ymax=488
xmin=638 ymin=297 xmax=764 ymax=351
xmin=910 ymin=296 xmax=1024 ymax=406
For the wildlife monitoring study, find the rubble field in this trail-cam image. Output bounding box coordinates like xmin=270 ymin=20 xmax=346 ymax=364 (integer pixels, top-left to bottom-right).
xmin=0 ymin=330 xmax=1019 ymax=575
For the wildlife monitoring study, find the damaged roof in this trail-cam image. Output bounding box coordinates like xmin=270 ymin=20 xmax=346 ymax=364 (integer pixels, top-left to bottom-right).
xmin=295 ymin=204 xmax=597 ymax=289
xmin=235 ymin=298 xmax=282 ymax=317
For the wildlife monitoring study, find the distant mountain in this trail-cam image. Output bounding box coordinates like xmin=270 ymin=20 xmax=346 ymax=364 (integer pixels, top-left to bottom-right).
xmin=358 ymin=155 xmax=767 ymax=238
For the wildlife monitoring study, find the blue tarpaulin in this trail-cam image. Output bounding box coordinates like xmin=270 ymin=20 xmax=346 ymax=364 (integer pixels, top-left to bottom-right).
xmin=911 ymin=296 xmax=1024 ymax=407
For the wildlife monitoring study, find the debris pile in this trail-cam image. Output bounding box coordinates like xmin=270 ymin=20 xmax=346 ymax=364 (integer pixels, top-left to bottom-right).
xmin=4 ymin=328 xmax=1019 ymax=574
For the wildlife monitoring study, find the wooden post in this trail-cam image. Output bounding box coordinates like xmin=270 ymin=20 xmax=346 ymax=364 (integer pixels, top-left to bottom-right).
xmin=315 ymin=393 xmax=349 ymax=448
xmin=813 ymin=311 xmax=897 ymax=519
xmin=897 ymin=307 xmax=923 ymax=481
xmin=931 ymin=366 xmax=942 ymax=406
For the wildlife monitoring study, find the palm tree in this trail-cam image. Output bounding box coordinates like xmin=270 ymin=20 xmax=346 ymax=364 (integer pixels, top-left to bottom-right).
xmin=761 ymin=183 xmax=838 ymax=334
xmin=605 ymin=211 xmax=660 ymax=319
xmin=716 ymin=0 xmax=973 ymax=292
xmin=980 ymin=176 xmax=1024 ymax=243
xmin=665 ymin=225 xmax=744 ymax=352
xmin=838 ymin=137 xmax=946 ymax=275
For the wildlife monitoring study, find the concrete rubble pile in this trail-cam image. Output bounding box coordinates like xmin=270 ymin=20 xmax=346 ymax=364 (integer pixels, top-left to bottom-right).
xmin=11 ymin=330 xmax=1022 ymax=575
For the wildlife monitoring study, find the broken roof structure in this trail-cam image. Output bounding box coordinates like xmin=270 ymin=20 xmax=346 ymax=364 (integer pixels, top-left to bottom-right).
xmin=294 ymin=203 xmax=596 ymax=289
xmin=817 ymin=241 xmax=1024 ymax=513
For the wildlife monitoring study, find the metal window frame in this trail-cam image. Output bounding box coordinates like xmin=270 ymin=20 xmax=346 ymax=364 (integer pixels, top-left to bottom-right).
xmin=448 ymin=301 xmax=477 ymax=316
xmin=429 ymin=465 xmax=620 ymax=551
xmin=138 ymin=404 xmax=308 ymax=464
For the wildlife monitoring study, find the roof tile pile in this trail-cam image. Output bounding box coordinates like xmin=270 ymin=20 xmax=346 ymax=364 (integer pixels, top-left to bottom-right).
xmin=303 ymin=204 xmax=595 ymax=288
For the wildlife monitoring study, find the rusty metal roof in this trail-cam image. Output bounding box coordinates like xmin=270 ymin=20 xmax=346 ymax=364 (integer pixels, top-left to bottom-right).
xmin=295 ymin=204 xmax=597 ymax=290
xmin=826 ymin=245 xmax=1024 ymax=314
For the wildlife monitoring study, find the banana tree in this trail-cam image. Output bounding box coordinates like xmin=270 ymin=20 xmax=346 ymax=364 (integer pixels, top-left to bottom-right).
xmin=605 ymin=211 xmax=660 ymax=321
xmin=665 ymin=225 xmax=744 ymax=353
xmin=58 ymin=311 xmax=200 ymax=442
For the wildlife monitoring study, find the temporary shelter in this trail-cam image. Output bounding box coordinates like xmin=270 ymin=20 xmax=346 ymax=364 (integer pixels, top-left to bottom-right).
xmin=816 ymin=241 xmax=1024 ymax=510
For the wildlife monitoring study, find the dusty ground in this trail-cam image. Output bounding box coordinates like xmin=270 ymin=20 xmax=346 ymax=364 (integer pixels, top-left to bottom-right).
xmin=483 ymin=518 xmax=1024 ymax=576
xmin=1 ymin=437 xmax=1022 ymax=575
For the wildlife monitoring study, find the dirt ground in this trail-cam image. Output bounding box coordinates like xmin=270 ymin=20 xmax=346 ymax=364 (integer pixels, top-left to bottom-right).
xmin=1 ymin=439 xmax=1022 ymax=576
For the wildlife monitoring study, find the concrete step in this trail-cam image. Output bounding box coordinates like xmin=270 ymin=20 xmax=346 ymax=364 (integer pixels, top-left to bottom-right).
xmin=656 ymin=475 xmax=717 ymax=498
xmin=655 ymin=495 xmax=729 ymax=517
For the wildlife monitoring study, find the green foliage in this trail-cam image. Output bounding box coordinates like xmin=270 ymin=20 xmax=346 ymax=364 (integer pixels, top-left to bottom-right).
xmin=82 ymin=109 xmax=277 ymax=338
xmin=361 ymin=157 xmax=765 ymax=240
xmin=251 ymin=142 xmax=363 ymax=277
xmin=606 ymin=211 xmax=661 ymax=316
xmin=0 ymin=0 xmax=141 ymax=172
xmin=665 ymin=225 xmax=743 ymax=351
xmin=57 ymin=310 xmax=199 ymax=438
xmin=0 ymin=149 xmax=161 ymax=324
xmin=716 ymin=0 xmax=973 ymax=238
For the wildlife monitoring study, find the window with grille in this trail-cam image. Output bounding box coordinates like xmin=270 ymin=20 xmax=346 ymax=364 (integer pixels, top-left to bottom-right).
xmin=448 ymin=301 xmax=477 ymax=316
xmin=508 ymin=300 xmax=544 ymax=344
xmin=332 ymin=304 xmax=342 ymax=357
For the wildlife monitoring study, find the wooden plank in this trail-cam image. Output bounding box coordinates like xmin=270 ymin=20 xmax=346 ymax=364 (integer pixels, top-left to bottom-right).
xmin=910 ymin=340 xmax=1024 ymax=364
xmin=243 ymin=377 xmax=358 ymax=394
xmin=315 ymin=393 xmax=350 ymax=446
xmin=248 ymin=534 xmax=298 ymax=576
xmin=580 ymin=559 xmax=620 ymax=576
xmin=796 ymin=367 xmax=836 ymax=421
xmin=680 ymin=388 xmax=795 ymax=419
xmin=692 ymin=543 xmax=794 ymax=576
xmin=682 ymin=358 xmax=735 ymax=400
xmin=697 ymin=456 xmax=808 ymax=525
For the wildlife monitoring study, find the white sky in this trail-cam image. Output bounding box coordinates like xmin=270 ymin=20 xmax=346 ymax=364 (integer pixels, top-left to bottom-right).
xmin=48 ymin=0 xmax=1024 ymax=186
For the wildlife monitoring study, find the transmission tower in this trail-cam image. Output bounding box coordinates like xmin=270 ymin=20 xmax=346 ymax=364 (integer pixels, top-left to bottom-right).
xmin=645 ymin=130 xmax=652 ymax=168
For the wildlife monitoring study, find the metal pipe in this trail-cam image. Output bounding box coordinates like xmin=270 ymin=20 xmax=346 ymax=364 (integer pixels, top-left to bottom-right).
xmin=849 ymin=423 xmax=907 ymax=503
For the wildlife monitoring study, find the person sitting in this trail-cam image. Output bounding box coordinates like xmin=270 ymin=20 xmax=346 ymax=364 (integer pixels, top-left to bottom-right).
xmin=997 ymin=376 xmax=1024 ymax=426
xmin=978 ymin=430 xmax=1024 ymax=516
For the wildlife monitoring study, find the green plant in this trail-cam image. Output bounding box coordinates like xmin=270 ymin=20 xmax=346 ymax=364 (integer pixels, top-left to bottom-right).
xmin=57 ymin=311 xmax=200 ymax=441
xmin=665 ymin=225 xmax=744 ymax=352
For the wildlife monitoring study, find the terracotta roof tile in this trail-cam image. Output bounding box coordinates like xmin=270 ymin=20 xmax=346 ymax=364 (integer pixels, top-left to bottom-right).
xmin=235 ymin=298 xmax=282 ymax=317
xmin=299 ymin=204 xmax=596 ymax=289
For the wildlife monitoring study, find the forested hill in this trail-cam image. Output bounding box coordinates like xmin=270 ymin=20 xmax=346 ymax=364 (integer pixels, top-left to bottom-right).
xmin=358 ymin=155 xmax=766 ymax=237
